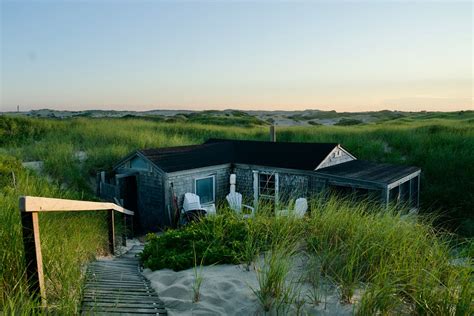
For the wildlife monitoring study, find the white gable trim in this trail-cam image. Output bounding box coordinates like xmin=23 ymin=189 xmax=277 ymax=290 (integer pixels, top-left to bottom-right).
xmin=314 ymin=145 xmax=356 ymax=170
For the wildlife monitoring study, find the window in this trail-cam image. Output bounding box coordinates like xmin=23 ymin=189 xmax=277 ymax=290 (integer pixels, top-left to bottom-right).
xmin=259 ymin=173 xmax=275 ymax=198
xmin=195 ymin=176 xmax=215 ymax=204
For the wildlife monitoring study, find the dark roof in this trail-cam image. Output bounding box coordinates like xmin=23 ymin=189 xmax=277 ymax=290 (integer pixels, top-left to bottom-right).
xmin=315 ymin=160 xmax=420 ymax=185
xmin=137 ymin=139 xmax=339 ymax=172
xmin=139 ymin=142 xmax=233 ymax=173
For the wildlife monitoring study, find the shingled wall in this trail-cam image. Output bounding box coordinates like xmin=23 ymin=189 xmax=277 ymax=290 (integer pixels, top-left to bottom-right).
xmin=136 ymin=170 xmax=166 ymax=230
xmin=166 ymin=164 xmax=232 ymax=209
xmin=233 ymin=164 xmax=315 ymax=205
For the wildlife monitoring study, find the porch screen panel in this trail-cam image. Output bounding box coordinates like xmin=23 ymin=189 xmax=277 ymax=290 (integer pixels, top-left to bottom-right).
xmin=259 ymin=173 xmax=275 ymax=198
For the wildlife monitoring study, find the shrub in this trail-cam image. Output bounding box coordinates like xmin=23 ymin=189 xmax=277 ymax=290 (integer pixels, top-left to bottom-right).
xmin=141 ymin=214 xmax=250 ymax=270
xmin=334 ymin=118 xmax=363 ymax=126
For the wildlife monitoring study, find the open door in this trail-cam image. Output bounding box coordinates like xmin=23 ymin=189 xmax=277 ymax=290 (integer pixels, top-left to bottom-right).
xmin=118 ymin=175 xmax=139 ymax=234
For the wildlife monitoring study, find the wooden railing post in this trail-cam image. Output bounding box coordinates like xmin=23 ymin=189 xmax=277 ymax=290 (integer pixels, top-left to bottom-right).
xmin=19 ymin=196 xmax=134 ymax=304
xmin=108 ymin=210 xmax=115 ymax=255
xmin=20 ymin=209 xmax=46 ymax=304
xmin=122 ymin=214 xmax=127 ymax=246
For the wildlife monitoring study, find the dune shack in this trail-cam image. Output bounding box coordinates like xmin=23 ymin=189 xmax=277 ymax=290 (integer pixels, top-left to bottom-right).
xmin=97 ymin=139 xmax=420 ymax=231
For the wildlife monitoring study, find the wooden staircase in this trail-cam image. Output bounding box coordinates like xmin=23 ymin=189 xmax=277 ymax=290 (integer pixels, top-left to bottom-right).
xmin=81 ymin=244 xmax=167 ymax=315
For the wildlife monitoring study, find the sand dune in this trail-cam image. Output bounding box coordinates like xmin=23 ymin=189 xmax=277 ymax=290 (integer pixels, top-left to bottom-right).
xmin=143 ymin=257 xmax=356 ymax=315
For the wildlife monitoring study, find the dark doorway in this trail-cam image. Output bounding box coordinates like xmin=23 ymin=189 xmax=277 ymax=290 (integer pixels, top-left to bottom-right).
xmin=118 ymin=175 xmax=139 ymax=233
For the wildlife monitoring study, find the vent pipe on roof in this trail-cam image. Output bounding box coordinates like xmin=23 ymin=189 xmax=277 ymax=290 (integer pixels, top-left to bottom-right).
xmin=270 ymin=125 xmax=276 ymax=142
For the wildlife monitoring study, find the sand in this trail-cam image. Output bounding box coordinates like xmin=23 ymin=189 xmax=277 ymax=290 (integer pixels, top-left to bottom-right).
xmin=143 ymin=255 xmax=357 ymax=315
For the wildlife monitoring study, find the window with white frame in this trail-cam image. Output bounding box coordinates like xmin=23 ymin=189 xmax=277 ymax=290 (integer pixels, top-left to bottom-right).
xmin=195 ymin=176 xmax=215 ymax=204
xmin=258 ymin=173 xmax=276 ymax=199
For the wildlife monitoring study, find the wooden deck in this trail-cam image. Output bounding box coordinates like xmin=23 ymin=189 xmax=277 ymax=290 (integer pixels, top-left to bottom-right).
xmin=81 ymin=245 xmax=167 ymax=315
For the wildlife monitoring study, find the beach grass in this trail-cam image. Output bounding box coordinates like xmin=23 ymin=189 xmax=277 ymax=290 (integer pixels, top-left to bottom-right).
xmin=141 ymin=199 xmax=472 ymax=314
xmin=0 ymin=155 xmax=108 ymax=314
xmin=0 ymin=112 xmax=472 ymax=314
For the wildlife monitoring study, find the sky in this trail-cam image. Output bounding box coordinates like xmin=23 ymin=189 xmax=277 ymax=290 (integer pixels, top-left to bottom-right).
xmin=1 ymin=0 xmax=473 ymax=112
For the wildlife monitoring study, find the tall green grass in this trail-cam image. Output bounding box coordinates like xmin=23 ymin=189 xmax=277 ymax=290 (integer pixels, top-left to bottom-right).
xmin=307 ymin=197 xmax=472 ymax=314
xmin=0 ymin=155 xmax=108 ymax=314
xmin=142 ymin=199 xmax=472 ymax=314
xmin=0 ymin=113 xmax=472 ymax=313
xmin=2 ymin=114 xmax=472 ymax=235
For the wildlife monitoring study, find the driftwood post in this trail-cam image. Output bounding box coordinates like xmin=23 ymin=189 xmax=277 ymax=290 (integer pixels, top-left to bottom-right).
xmin=19 ymin=196 xmax=133 ymax=306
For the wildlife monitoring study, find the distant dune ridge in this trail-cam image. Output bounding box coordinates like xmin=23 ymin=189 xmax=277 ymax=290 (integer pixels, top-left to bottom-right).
xmin=3 ymin=108 xmax=471 ymax=127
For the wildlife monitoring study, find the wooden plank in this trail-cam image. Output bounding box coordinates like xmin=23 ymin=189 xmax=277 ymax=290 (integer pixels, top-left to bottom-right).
xmin=82 ymin=310 xmax=165 ymax=316
xmin=82 ymin=302 xmax=164 ymax=308
xmin=82 ymin=306 xmax=165 ymax=313
xmin=83 ymin=312 xmax=166 ymax=316
xmin=19 ymin=196 xmax=134 ymax=215
xmin=84 ymin=289 xmax=156 ymax=295
xmin=387 ymin=170 xmax=421 ymax=190
xmin=85 ymin=280 xmax=146 ymax=285
xmin=82 ymin=298 xmax=164 ymax=306
xmin=85 ymin=284 xmax=153 ymax=290
xmin=82 ymin=295 xmax=163 ymax=302
xmin=84 ymin=289 xmax=157 ymax=295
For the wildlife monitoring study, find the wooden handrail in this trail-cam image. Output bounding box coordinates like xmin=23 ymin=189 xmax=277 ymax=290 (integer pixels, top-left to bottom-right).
xmin=19 ymin=196 xmax=134 ymax=306
xmin=19 ymin=196 xmax=134 ymax=215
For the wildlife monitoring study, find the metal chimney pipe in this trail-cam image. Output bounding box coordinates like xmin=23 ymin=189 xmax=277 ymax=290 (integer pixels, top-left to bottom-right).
xmin=270 ymin=125 xmax=276 ymax=142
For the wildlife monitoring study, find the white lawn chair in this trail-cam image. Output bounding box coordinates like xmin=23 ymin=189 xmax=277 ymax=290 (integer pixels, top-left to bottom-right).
xmin=202 ymin=204 xmax=216 ymax=216
xmin=183 ymin=192 xmax=216 ymax=217
xmin=276 ymin=197 xmax=308 ymax=218
xmin=293 ymin=198 xmax=308 ymax=218
xmin=183 ymin=193 xmax=202 ymax=212
xmin=226 ymin=191 xmax=255 ymax=218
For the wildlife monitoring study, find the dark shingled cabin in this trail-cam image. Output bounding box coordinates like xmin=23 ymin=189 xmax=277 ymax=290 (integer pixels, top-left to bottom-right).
xmin=98 ymin=139 xmax=420 ymax=231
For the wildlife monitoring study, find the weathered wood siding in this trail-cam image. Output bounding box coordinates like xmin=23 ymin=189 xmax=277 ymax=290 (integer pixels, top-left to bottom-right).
xmin=135 ymin=169 xmax=167 ymax=230
xmin=233 ymin=166 xmax=254 ymax=203
xmin=316 ymin=147 xmax=355 ymax=170
xmin=233 ymin=164 xmax=314 ymax=204
xmin=310 ymin=175 xmax=328 ymax=195
xmin=114 ymin=153 xmax=167 ymax=231
xmin=165 ymin=164 xmax=232 ymax=209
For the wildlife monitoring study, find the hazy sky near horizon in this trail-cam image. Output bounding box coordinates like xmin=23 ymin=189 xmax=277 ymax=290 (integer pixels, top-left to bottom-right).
xmin=1 ymin=0 xmax=472 ymax=112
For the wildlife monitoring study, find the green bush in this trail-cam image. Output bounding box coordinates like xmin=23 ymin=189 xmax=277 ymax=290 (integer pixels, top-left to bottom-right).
xmin=141 ymin=214 xmax=251 ymax=270
xmin=334 ymin=118 xmax=363 ymax=126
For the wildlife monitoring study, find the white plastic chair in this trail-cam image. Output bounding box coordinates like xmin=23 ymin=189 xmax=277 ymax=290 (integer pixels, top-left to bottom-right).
xmin=183 ymin=193 xmax=201 ymax=212
xmin=226 ymin=191 xmax=255 ymax=218
xmin=276 ymin=198 xmax=308 ymax=218
xmin=202 ymin=204 xmax=216 ymax=216
xmin=293 ymin=198 xmax=308 ymax=218
xmin=183 ymin=192 xmax=216 ymax=217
